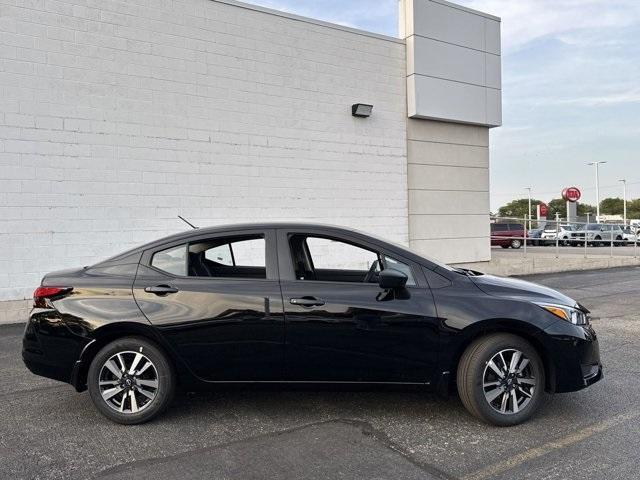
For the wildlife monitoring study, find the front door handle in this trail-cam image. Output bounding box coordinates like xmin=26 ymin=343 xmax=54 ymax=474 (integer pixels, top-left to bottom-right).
xmin=290 ymin=297 xmax=325 ymax=307
xmin=144 ymin=285 xmax=179 ymax=295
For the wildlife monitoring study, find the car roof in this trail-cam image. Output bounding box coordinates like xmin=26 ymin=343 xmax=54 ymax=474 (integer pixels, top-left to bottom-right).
xmin=98 ymin=222 xmax=440 ymax=268
xmin=149 ymin=222 xmax=373 ymax=245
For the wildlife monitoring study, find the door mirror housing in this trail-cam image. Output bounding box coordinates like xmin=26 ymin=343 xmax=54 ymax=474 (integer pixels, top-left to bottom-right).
xmin=378 ymin=268 xmax=408 ymax=289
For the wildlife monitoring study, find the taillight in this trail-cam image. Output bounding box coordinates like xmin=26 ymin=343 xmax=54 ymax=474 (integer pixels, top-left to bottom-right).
xmin=33 ymin=286 xmax=72 ymax=308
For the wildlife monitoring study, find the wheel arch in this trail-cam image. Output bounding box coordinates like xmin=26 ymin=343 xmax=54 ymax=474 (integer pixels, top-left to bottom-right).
xmin=447 ymin=319 xmax=555 ymax=394
xmin=71 ymin=322 xmax=184 ymax=392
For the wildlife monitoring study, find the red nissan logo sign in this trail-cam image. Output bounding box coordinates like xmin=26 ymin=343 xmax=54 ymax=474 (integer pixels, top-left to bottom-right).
xmin=539 ymin=203 xmax=548 ymax=216
xmin=562 ymin=187 xmax=581 ymax=203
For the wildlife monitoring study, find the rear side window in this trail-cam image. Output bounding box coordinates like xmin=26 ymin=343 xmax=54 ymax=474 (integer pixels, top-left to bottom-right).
xmin=151 ymin=244 xmax=187 ymax=276
xmin=189 ymin=235 xmax=266 ymax=279
xmin=491 ymin=223 xmax=507 ymax=232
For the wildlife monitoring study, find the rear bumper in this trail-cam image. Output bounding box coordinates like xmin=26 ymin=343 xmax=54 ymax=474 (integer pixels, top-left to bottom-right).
xmin=22 ymin=348 xmax=72 ymax=384
xmin=540 ymin=320 xmax=603 ymax=393
xmin=22 ymin=310 xmax=90 ymax=387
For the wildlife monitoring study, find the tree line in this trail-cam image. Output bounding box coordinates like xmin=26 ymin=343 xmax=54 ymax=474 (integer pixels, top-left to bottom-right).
xmin=496 ymin=197 xmax=640 ymax=221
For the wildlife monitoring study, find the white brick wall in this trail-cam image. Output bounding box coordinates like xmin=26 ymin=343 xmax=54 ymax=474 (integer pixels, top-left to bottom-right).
xmin=0 ymin=0 xmax=408 ymax=302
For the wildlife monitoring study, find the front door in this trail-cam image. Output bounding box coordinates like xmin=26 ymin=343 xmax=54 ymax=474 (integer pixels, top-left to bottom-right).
xmin=277 ymin=229 xmax=440 ymax=384
xmin=133 ymin=229 xmax=285 ymax=382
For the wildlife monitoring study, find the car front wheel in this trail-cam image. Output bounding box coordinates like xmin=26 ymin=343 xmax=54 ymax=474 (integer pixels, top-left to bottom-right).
xmin=457 ymin=333 xmax=545 ymax=426
xmin=87 ymin=336 xmax=175 ymax=424
xmin=510 ymin=239 xmax=522 ymax=249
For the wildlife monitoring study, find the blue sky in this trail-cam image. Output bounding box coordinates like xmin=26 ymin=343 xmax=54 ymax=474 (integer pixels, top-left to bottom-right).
xmin=247 ymin=0 xmax=640 ymax=211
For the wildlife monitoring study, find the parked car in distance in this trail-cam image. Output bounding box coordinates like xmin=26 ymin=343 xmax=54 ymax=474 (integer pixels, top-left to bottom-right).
xmin=23 ymin=223 xmax=602 ymax=426
xmin=621 ymin=227 xmax=637 ymax=245
xmin=570 ymin=223 xmax=625 ymax=247
xmin=540 ymin=225 xmax=575 ymax=246
xmin=527 ymin=228 xmax=544 ymax=246
xmin=491 ymin=223 xmax=526 ymax=249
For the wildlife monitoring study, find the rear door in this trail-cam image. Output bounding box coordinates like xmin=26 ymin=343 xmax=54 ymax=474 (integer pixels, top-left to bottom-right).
xmin=133 ymin=229 xmax=285 ymax=382
xmin=277 ymin=228 xmax=440 ymax=384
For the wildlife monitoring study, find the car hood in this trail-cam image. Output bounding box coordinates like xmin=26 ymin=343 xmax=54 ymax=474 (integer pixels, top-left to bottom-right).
xmin=470 ymin=274 xmax=577 ymax=307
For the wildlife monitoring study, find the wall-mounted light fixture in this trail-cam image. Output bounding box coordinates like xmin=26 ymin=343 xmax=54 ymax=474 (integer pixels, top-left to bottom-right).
xmin=351 ymin=103 xmax=373 ymax=118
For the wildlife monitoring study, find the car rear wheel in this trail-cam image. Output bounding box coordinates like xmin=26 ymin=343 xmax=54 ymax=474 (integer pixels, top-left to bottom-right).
xmin=457 ymin=333 xmax=545 ymax=426
xmin=87 ymin=337 xmax=175 ymax=425
xmin=510 ymin=239 xmax=522 ymax=249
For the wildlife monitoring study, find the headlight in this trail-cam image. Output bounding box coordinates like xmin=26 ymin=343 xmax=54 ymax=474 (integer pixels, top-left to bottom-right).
xmin=534 ymin=302 xmax=589 ymax=325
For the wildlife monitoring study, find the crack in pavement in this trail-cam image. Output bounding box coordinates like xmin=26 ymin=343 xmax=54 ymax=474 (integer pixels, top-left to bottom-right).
xmin=461 ymin=409 xmax=640 ymax=480
xmin=96 ymin=418 xmax=457 ymax=480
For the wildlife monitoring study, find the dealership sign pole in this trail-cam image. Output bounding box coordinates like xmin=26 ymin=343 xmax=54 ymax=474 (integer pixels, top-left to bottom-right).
xmin=562 ymin=187 xmax=581 ymax=223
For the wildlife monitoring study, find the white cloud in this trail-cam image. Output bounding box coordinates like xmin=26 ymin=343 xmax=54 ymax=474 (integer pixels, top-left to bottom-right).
xmin=557 ymin=89 xmax=640 ymax=107
xmin=458 ymin=0 xmax=640 ymax=52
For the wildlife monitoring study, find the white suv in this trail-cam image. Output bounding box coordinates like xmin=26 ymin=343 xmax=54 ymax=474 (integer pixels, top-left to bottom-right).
xmin=569 ymin=224 xmax=625 ymax=246
xmin=540 ymin=225 xmax=575 ymax=246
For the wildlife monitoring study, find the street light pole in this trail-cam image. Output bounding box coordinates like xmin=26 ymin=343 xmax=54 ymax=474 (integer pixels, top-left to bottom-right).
xmin=620 ymin=179 xmax=627 ymax=226
xmin=587 ymin=161 xmax=607 ymax=222
xmin=525 ymin=187 xmax=532 ymax=231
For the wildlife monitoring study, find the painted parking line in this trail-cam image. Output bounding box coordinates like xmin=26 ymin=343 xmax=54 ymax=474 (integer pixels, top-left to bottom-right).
xmin=462 ymin=409 xmax=640 ymax=480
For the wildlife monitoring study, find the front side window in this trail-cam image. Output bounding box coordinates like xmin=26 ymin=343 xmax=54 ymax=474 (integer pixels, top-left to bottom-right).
xmin=383 ymin=255 xmax=416 ymax=286
xmin=151 ymin=244 xmax=187 ymax=276
xmin=205 ymin=244 xmax=233 ymax=265
xmin=306 ymin=236 xmax=377 ymax=271
xmin=290 ymin=234 xmax=416 ymax=285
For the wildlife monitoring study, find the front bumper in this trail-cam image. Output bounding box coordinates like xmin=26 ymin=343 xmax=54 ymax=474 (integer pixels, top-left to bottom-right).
xmin=539 ymin=319 xmax=603 ymax=393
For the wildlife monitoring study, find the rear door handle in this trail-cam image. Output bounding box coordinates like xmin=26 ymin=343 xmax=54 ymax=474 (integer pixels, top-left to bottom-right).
xmin=144 ymin=285 xmax=179 ymax=295
xmin=290 ymin=297 xmax=325 ymax=307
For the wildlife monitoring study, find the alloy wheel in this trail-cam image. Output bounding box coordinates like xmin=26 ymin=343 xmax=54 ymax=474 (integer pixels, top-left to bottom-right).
xmin=482 ymin=349 xmax=536 ymax=415
xmin=98 ymin=350 xmax=159 ymax=414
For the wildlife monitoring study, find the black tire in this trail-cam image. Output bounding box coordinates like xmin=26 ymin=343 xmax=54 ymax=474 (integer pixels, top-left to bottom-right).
xmin=500 ymin=245 xmax=510 ymax=249
xmin=593 ymin=236 xmax=602 ymax=247
xmin=457 ymin=333 xmax=545 ymax=426
xmin=87 ymin=336 xmax=175 ymax=425
xmin=510 ymin=239 xmax=522 ymax=249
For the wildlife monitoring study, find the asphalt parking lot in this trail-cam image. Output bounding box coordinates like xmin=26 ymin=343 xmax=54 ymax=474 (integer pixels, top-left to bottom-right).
xmin=2 ymin=267 xmax=639 ymax=480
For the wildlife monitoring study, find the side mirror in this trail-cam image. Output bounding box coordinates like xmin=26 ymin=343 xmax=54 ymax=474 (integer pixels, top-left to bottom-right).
xmin=378 ymin=268 xmax=408 ymax=289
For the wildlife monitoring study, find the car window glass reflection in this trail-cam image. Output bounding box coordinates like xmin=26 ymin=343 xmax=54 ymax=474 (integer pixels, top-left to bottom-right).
xmin=189 ymin=236 xmax=266 ymax=279
xmin=151 ymin=244 xmax=187 ymax=276
xmin=290 ymin=235 xmax=415 ymax=285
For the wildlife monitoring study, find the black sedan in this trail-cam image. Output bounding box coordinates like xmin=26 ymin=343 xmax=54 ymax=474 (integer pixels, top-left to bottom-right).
xmin=23 ymin=223 xmax=602 ymax=426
